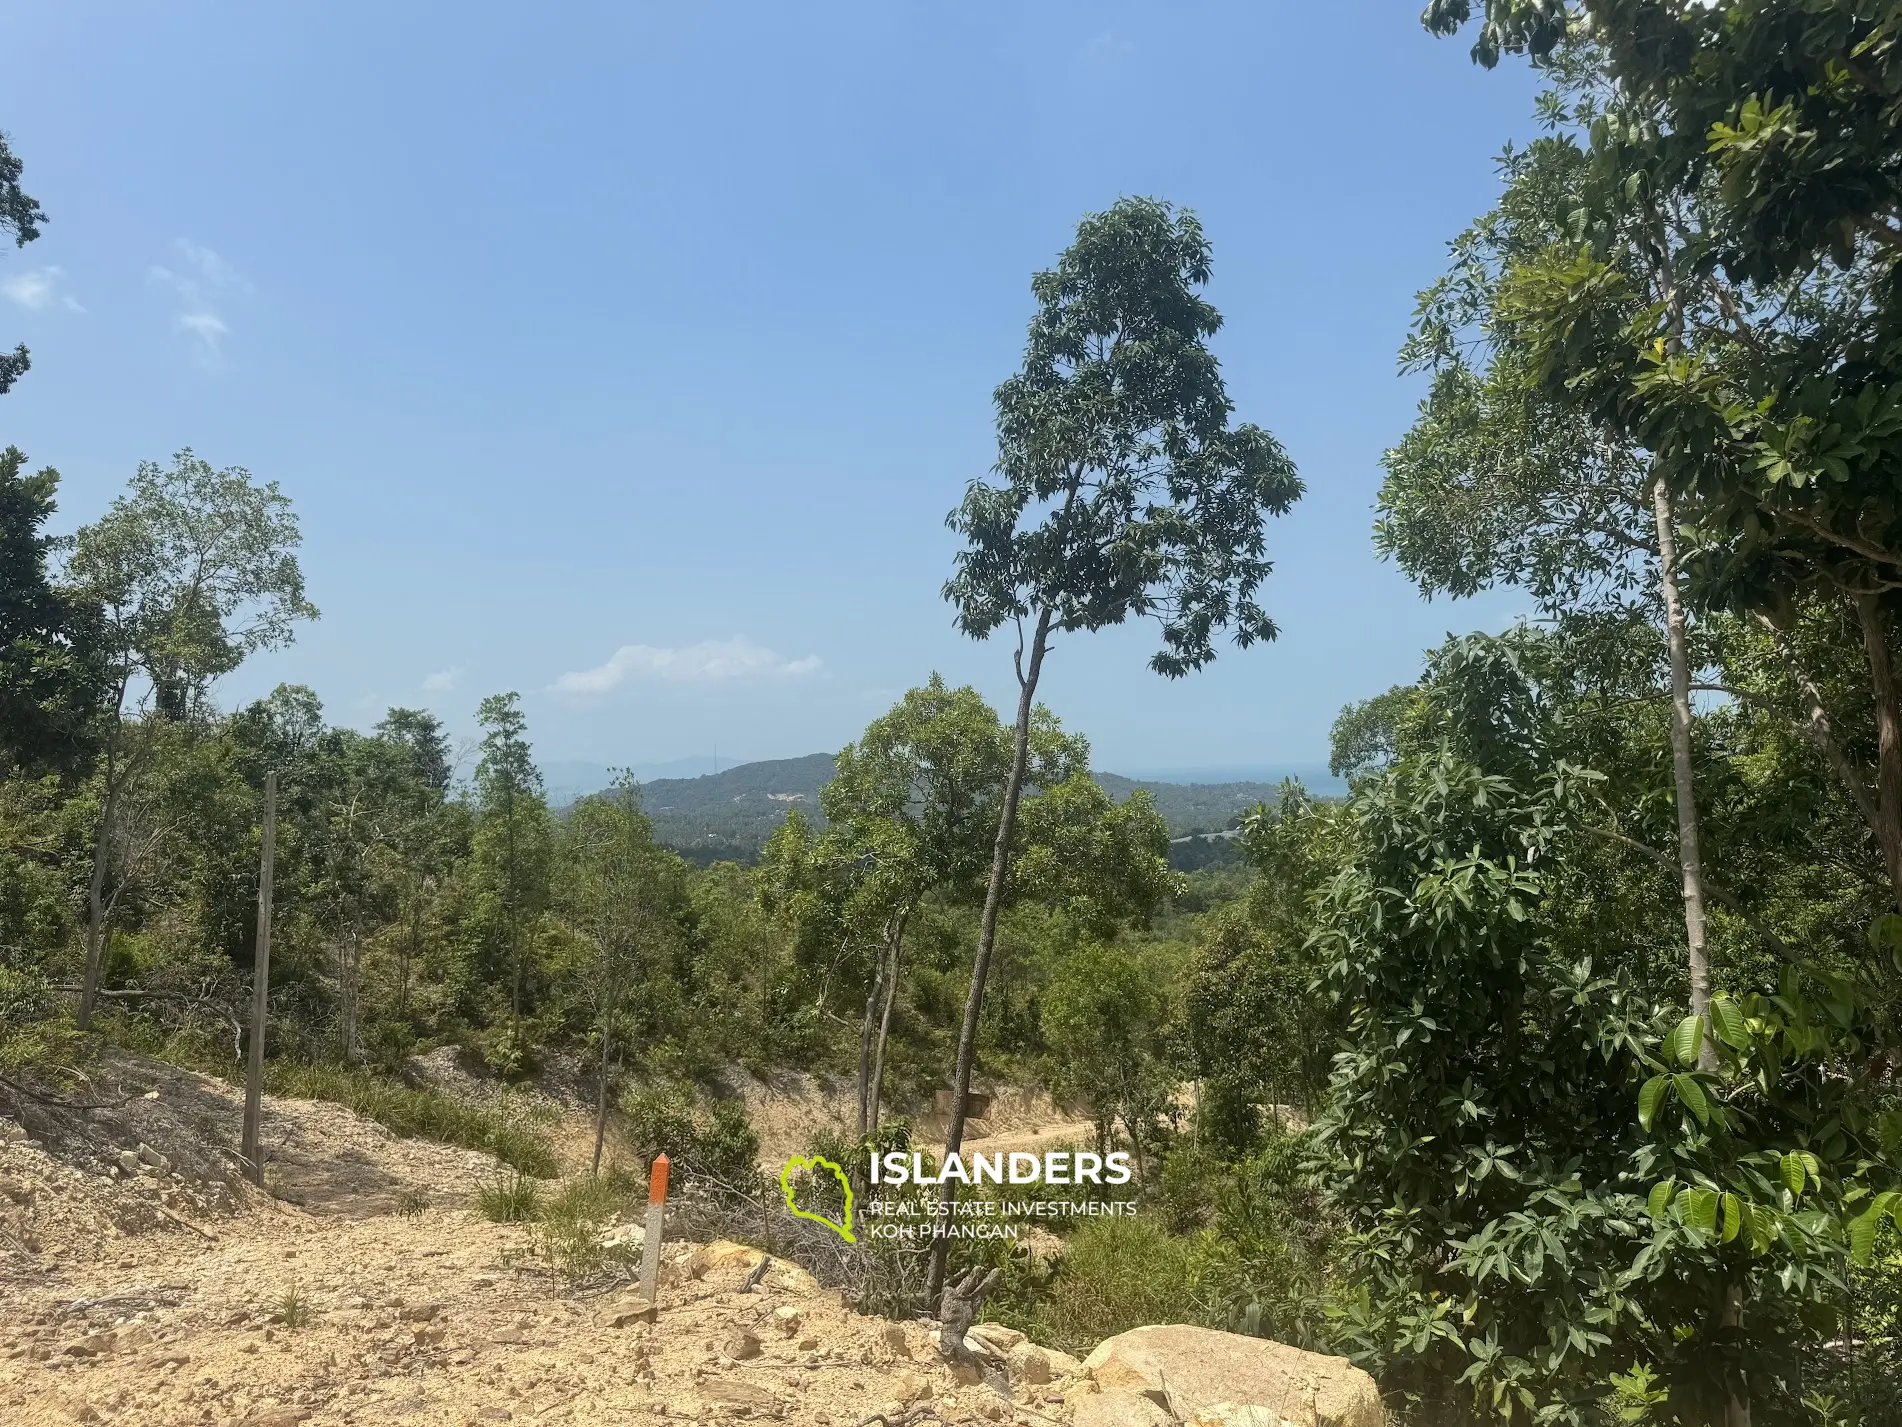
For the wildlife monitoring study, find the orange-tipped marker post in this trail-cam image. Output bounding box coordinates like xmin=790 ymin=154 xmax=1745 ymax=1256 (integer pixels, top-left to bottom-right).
xmin=639 ymin=1153 xmax=670 ymax=1308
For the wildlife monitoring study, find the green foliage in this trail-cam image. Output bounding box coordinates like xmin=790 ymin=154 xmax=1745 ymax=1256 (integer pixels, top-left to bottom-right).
xmin=619 ymin=1085 xmax=761 ymax=1190
xmin=265 ymin=1062 xmax=556 ymax=1178
xmin=477 ymin=1170 xmax=544 ymax=1224
xmin=0 ymin=131 xmax=44 ymax=395
xmin=271 ymin=1282 xmax=313 ymax=1329
xmin=1042 ymin=940 xmax=1177 ymax=1174
xmin=1184 ymin=783 xmax=1345 ymax=1145
xmin=0 ymin=966 xmax=82 ymax=1077
xmin=944 ymin=195 xmax=1302 ymax=676
xmin=69 ymin=450 xmax=316 ymax=720
xmin=0 ymin=448 xmax=102 ymax=776
xmin=1020 ymin=1215 xmax=1206 ymax=1357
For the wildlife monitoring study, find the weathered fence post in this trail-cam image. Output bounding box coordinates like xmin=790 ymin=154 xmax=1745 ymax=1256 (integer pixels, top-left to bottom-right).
xmin=638 ymin=1152 xmax=670 ymax=1307
xmin=241 ymin=770 xmax=277 ymax=1188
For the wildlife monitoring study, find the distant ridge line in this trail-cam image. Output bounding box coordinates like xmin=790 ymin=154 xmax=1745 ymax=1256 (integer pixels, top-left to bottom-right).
xmin=552 ymin=752 xmax=1341 ymax=864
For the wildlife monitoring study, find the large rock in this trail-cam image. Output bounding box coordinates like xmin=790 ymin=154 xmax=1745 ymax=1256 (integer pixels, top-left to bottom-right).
xmin=1082 ymin=1326 xmax=1381 ymax=1427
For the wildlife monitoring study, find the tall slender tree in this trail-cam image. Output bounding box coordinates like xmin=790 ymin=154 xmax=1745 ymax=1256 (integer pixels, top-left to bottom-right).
xmin=931 ymin=196 xmax=1300 ymax=1299
xmin=473 ymin=692 xmax=550 ymax=1052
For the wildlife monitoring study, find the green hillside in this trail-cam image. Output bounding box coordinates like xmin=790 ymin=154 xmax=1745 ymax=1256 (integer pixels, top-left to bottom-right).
xmin=581 ymin=755 xmax=1293 ymax=863
xmin=629 ymin=753 xmax=837 ymax=863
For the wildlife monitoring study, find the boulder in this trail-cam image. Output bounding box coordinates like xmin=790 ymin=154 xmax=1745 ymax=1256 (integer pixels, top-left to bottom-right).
xmin=1006 ymin=1341 xmax=1055 ymax=1385
xmin=1082 ymin=1326 xmax=1382 ymax=1427
xmin=1073 ymin=1390 xmax=1175 ymax=1427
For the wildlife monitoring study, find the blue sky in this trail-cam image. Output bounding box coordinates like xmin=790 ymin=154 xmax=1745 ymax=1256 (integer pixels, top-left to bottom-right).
xmin=1 ymin=1 xmax=1536 ymax=780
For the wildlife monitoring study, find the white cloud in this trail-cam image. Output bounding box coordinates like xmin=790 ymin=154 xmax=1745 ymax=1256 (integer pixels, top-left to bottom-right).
xmin=554 ymin=637 xmax=823 ymax=694
xmin=422 ymin=667 xmax=462 ymax=693
xmin=176 ymin=311 xmax=228 ymax=349
xmin=149 ymin=240 xmax=249 ymax=354
xmin=3 ymin=266 xmax=83 ymax=312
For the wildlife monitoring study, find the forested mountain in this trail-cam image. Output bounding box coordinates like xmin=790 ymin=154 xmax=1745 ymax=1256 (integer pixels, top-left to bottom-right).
xmin=569 ymin=755 xmax=1297 ymax=862
xmin=609 ymin=753 xmax=836 ymax=863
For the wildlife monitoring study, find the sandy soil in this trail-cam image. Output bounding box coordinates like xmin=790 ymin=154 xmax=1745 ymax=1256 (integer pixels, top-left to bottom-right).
xmin=1 ymin=1057 xmax=1096 ymax=1427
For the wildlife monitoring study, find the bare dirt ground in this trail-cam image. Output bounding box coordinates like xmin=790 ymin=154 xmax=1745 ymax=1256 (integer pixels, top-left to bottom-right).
xmin=1 ymin=1058 xmax=1094 ymax=1427
xmin=1 ymin=1208 xmax=1088 ymax=1427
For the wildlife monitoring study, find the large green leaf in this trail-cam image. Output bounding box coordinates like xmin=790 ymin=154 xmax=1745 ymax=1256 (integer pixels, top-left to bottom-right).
xmin=1646 ymin=1178 xmax=1677 ymax=1221
xmin=1638 ymin=1075 xmax=1669 ymax=1130
xmin=1709 ymin=995 xmax=1749 ymax=1051
xmin=1684 ymin=1188 xmax=1719 ymax=1233
xmin=1672 ymin=1073 xmax=1711 ymax=1125
xmin=1848 ymin=1192 xmax=1897 ymax=1265
xmin=1667 ymin=1014 xmax=1704 ymax=1068
xmin=1779 ymin=1152 xmax=1805 ymax=1198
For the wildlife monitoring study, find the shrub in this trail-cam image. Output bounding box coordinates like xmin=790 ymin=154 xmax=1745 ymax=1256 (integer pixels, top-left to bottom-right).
xmin=267 ymin=1062 xmax=557 ymax=1178
xmin=477 ymin=1171 xmax=543 ymax=1223
xmin=0 ymin=967 xmax=81 ymax=1079
xmin=620 ymin=1085 xmax=761 ymax=1190
xmin=1030 ymin=1215 xmax=1207 ymax=1355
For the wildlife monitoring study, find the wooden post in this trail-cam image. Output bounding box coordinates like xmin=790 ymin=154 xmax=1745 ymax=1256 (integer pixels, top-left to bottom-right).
xmin=241 ymin=771 xmax=278 ymax=1188
xmin=638 ymin=1152 xmax=670 ymax=1307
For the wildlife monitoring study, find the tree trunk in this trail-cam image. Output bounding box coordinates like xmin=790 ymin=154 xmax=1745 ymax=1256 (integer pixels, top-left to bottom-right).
xmin=926 ymin=607 xmax=1053 ymax=1304
xmin=77 ymin=716 xmax=126 ymax=1033
xmin=401 ymin=892 xmax=420 ymax=1017
xmin=868 ymin=913 xmax=908 ymax=1135
xmin=593 ymin=985 xmax=615 ymax=1177
xmin=1854 ymin=591 xmax=1902 ymax=909
xmin=1652 ymin=476 xmax=1716 ymax=1068
xmin=506 ymin=784 xmax=523 ymax=1040
xmin=855 ymin=932 xmax=889 ymax=1140
xmin=339 ymin=925 xmax=362 ymax=1063
xmin=1724 ymin=1282 xmax=1751 ymax=1427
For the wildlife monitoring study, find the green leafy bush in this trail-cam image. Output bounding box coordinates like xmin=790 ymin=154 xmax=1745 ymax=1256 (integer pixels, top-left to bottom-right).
xmin=1028 ymin=1215 xmax=1206 ymax=1355
xmin=0 ymin=967 xmax=81 ymax=1078
xmin=620 ymin=1085 xmax=760 ymax=1189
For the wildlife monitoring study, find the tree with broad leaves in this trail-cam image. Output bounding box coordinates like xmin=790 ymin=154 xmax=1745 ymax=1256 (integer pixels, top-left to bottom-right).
xmin=931 ymin=195 xmax=1301 ymax=1301
xmin=0 ymin=448 xmax=103 ymax=776
xmin=0 ymin=131 xmax=46 ymax=396
xmin=66 ymin=452 xmax=315 ymax=1031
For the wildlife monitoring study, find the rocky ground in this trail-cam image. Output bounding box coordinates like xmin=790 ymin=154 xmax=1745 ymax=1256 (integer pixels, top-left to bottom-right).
xmin=0 ymin=1056 xmax=1381 ymax=1427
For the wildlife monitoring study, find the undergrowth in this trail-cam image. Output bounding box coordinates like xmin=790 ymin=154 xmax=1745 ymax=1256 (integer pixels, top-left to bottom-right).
xmin=265 ymin=1061 xmax=559 ymax=1178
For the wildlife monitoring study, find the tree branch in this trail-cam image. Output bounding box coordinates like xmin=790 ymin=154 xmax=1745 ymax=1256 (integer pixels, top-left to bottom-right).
xmin=1583 ymin=825 xmax=1797 ymax=962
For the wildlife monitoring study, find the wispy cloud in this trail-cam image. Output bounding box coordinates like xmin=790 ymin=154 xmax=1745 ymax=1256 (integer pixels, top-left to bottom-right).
xmin=422 ymin=667 xmax=462 ymax=693
xmin=149 ymin=240 xmax=250 ymax=355
xmin=3 ymin=266 xmax=84 ymax=312
xmin=554 ymin=637 xmax=823 ymax=694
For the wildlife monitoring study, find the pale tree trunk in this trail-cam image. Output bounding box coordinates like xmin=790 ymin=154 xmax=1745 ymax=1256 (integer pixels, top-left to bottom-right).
xmin=855 ymin=934 xmax=888 ymax=1139
xmin=401 ymin=891 xmax=422 ymax=1017
xmin=927 ymin=607 xmax=1052 ymax=1304
xmin=339 ymin=925 xmax=362 ymax=1063
xmin=1854 ymin=592 xmax=1902 ymax=908
xmin=593 ymin=976 xmax=616 ymax=1177
xmin=868 ymin=912 xmax=909 ymax=1135
xmin=78 ymin=698 xmax=133 ymax=1032
xmin=1652 ymin=475 xmax=1717 ymax=1071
